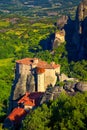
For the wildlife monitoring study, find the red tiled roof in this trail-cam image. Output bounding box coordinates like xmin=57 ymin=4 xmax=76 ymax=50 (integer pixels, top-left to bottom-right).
xmin=16 ymin=58 xmax=60 ymax=69
xmin=16 ymin=58 xmax=34 ymax=65
xmin=7 ymin=108 xmax=27 ymax=123
xmin=18 ymin=92 xmax=44 ymax=106
xmin=18 ymin=92 xmax=35 ymax=106
xmin=6 ymin=92 xmax=44 ymax=125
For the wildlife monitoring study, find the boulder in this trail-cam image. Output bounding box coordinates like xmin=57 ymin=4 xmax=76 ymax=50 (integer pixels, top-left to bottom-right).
xmin=59 ymin=73 xmax=75 ymax=82
xmin=40 ymin=86 xmax=65 ymax=104
xmin=63 ymin=81 xmax=76 ymax=92
xmin=76 ymin=82 xmax=87 ymax=92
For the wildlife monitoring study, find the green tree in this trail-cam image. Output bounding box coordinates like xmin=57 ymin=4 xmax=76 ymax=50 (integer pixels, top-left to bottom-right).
xmin=22 ymin=104 xmax=51 ymax=130
xmin=22 ymin=92 xmax=87 ymax=130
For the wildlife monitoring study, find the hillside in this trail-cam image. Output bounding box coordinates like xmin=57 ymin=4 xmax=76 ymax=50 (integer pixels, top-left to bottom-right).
xmin=0 ymin=0 xmax=87 ymax=129
xmin=0 ymin=0 xmax=81 ymax=18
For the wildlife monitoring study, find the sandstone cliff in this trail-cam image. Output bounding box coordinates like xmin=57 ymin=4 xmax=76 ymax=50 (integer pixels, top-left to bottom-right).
xmin=56 ymin=15 xmax=69 ymax=29
xmin=9 ymin=73 xmax=36 ymax=112
xmin=52 ymin=0 xmax=87 ymax=61
xmin=52 ymin=29 xmax=65 ymax=49
xmin=73 ymin=0 xmax=87 ymax=59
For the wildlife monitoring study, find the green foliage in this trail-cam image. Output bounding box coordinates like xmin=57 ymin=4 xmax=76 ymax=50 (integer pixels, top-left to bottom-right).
xmin=53 ymin=42 xmax=70 ymax=75
xmin=0 ymin=16 xmax=87 ymax=128
xmin=22 ymin=104 xmax=51 ymax=130
xmin=50 ymin=92 xmax=87 ymax=130
xmin=0 ymin=58 xmax=14 ymax=122
xmin=22 ymin=92 xmax=87 ymax=130
xmin=36 ymin=50 xmax=53 ymax=63
xmin=0 ymin=18 xmax=55 ymax=60
xmin=0 ymin=18 xmax=55 ymax=124
xmin=69 ymin=60 xmax=87 ymax=81
xmin=56 ymin=81 xmax=65 ymax=87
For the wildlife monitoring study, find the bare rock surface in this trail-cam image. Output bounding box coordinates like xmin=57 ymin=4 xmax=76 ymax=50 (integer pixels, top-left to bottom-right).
xmin=76 ymin=82 xmax=87 ymax=92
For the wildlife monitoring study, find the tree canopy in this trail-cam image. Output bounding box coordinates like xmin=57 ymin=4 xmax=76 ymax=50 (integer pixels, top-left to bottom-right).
xmin=22 ymin=92 xmax=87 ymax=130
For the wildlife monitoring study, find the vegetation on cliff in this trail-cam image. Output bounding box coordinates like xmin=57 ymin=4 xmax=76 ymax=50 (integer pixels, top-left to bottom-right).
xmin=0 ymin=15 xmax=87 ymax=127
xmin=22 ymin=92 xmax=87 ymax=130
xmin=0 ymin=58 xmax=14 ymax=130
xmin=0 ymin=0 xmax=87 ymax=128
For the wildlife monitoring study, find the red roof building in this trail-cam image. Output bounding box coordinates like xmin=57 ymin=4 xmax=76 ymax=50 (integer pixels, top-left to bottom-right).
xmin=16 ymin=58 xmax=60 ymax=69
xmin=4 ymin=92 xmax=44 ymax=128
xmin=18 ymin=92 xmax=35 ymax=107
xmin=7 ymin=107 xmax=27 ymax=123
xmin=15 ymin=58 xmax=60 ymax=92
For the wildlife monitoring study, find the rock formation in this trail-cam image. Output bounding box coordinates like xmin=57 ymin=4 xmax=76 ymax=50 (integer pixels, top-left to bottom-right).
xmin=56 ymin=15 xmax=69 ymax=29
xmin=40 ymin=86 xmax=65 ymax=104
xmin=73 ymin=0 xmax=87 ymax=59
xmin=52 ymin=15 xmax=69 ymax=49
xmin=9 ymin=58 xmax=60 ymax=112
xmin=75 ymin=81 xmax=87 ymax=92
xmin=52 ymin=29 xmax=65 ymax=49
xmin=58 ymin=73 xmax=76 ymax=82
xmin=40 ymin=80 xmax=87 ymax=104
xmin=52 ymin=0 xmax=87 ymax=61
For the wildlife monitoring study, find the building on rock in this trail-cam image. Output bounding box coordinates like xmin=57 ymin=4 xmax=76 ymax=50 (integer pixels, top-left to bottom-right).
xmin=9 ymin=58 xmax=60 ymax=111
xmin=15 ymin=58 xmax=60 ymax=93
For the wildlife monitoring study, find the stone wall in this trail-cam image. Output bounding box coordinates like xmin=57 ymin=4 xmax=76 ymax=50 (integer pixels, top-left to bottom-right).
xmin=16 ymin=63 xmax=31 ymax=77
xmin=37 ymin=73 xmax=45 ymax=92
xmin=44 ymin=69 xmax=57 ymax=89
xmin=13 ymin=62 xmax=60 ymax=98
xmin=55 ymin=67 xmax=60 ymax=74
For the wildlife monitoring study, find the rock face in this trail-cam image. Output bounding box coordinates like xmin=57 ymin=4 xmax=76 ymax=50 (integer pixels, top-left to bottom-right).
xmin=76 ymin=0 xmax=87 ymax=22
xmin=52 ymin=15 xmax=69 ymax=49
xmin=73 ymin=0 xmax=87 ymax=59
xmin=56 ymin=15 xmax=69 ymax=29
xmin=76 ymin=82 xmax=87 ymax=92
xmin=53 ymin=0 xmax=87 ymax=61
xmin=40 ymin=81 xmax=77 ymax=104
xmin=40 ymin=86 xmax=65 ymax=104
xmin=9 ymin=73 xmax=35 ymax=112
xmin=58 ymin=73 xmax=76 ymax=82
xmin=40 ymin=80 xmax=87 ymax=104
xmin=52 ymin=29 xmax=65 ymax=49
xmin=9 ymin=58 xmax=60 ymax=112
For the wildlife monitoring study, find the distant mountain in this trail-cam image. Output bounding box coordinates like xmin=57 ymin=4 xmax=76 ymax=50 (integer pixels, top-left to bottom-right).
xmin=0 ymin=0 xmax=81 ymax=18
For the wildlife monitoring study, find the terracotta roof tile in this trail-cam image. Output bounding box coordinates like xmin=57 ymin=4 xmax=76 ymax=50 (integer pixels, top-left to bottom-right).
xmin=18 ymin=93 xmax=35 ymax=106
xmin=6 ymin=92 xmax=44 ymax=125
xmin=18 ymin=92 xmax=44 ymax=106
xmin=16 ymin=58 xmax=60 ymax=69
xmin=7 ymin=108 xmax=27 ymax=122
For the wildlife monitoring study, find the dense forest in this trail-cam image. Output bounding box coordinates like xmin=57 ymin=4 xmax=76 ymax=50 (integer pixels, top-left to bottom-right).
xmin=0 ymin=0 xmax=87 ymax=129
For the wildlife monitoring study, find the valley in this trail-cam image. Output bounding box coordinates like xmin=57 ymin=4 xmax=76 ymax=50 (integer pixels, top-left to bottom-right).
xmin=0 ymin=0 xmax=87 ymax=130
xmin=0 ymin=0 xmax=80 ymax=18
